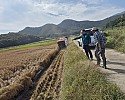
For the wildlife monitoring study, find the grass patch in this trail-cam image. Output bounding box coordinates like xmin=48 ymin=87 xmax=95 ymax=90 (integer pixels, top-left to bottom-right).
xmin=0 ymin=39 xmax=56 ymax=52
xmin=105 ymin=27 xmax=125 ymax=53
xmin=60 ymin=42 xmax=125 ymax=100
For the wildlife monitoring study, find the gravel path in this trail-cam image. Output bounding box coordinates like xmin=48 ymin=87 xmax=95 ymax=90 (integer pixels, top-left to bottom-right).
xmin=74 ymin=41 xmax=125 ymax=93
xmin=94 ymin=49 xmax=125 ymax=93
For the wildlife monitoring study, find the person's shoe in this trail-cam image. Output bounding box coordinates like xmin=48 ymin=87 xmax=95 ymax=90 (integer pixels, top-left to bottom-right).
xmin=103 ymin=65 xmax=107 ymax=69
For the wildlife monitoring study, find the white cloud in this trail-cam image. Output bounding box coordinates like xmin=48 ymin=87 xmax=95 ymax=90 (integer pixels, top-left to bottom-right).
xmin=0 ymin=0 xmax=125 ymax=33
xmin=82 ymin=0 xmax=103 ymax=5
xmin=32 ymin=2 xmax=87 ymax=18
xmin=0 ymin=5 xmax=4 ymax=13
xmin=0 ymin=8 xmax=4 ymax=14
xmin=86 ymin=6 xmax=125 ymax=20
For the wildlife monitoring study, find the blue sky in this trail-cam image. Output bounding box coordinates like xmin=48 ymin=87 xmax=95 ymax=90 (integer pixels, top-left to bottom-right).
xmin=0 ymin=0 xmax=125 ymax=34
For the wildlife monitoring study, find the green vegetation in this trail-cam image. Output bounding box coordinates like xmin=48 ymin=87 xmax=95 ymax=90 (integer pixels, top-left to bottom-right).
xmin=105 ymin=14 xmax=125 ymax=28
xmin=0 ymin=39 xmax=56 ymax=52
xmin=60 ymin=42 xmax=125 ymax=100
xmin=104 ymin=13 xmax=125 ymax=53
xmin=105 ymin=27 xmax=125 ymax=53
xmin=0 ymin=33 xmax=42 ymax=48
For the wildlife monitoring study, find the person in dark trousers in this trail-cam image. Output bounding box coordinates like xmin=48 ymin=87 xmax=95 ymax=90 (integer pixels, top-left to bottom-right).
xmin=73 ymin=29 xmax=93 ymax=60
xmin=92 ymin=27 xmax=107 ymax=68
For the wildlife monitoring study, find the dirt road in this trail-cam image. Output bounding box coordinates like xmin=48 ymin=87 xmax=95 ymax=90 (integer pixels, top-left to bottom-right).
xmin=74 ymin=41 xmax=125 ymax=93
xmin=95 ymin=49 xmax=125 ymax=93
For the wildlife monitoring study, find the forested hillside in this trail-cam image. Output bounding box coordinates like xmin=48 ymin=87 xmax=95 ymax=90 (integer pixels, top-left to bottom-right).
xmin=105 ymin=14 xmax=125 ymax=28
xmin=18 ymin=24 xmax=69 ymax=38
xmin=0 ymin=33 xmax=41 ymax=48
xmin=105 ymin=14 xmax=125 ymax=53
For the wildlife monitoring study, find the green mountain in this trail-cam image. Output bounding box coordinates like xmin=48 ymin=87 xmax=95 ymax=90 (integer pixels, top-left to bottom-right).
xmin=17 ymin=11 xmax=125 ymax=37
xmin=58 ymin=19 xmax=101 ymax=33
xmin=58 ymin=11 xmax=125 ymax=31
xmin=18 ymin=24 xmax=69 ymax=38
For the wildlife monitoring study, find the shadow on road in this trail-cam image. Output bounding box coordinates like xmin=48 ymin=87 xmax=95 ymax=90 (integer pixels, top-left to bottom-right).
xmin=107 ymin=68 xmax=125 ymax=74
xmin=107 ymin=61 xmax=125 ymax=66
xmin=106 ymin=61 xmax=125 ymax=74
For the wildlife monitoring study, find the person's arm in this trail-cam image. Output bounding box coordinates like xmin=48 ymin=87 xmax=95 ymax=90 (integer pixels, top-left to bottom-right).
xmin=73 ymin=35 xmax=82 ymax=40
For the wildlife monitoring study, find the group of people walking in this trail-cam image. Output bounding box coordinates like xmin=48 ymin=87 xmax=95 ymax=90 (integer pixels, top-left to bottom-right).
xmin=73 ymin=27 xmax=107 ymax=69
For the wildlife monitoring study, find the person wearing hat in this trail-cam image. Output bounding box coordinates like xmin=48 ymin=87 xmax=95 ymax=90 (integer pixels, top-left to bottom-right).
xmin=92 ymin=27 xmax=107 ymax=68
xmin=73 ymin=29 xmax=93 ymax=60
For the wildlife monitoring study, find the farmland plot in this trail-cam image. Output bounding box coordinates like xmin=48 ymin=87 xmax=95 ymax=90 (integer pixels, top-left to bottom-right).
xmin=0 ymin=41 xmax=65 ymax=100
xmin=0 ymin=44 xmax=57 ymax=87
xmin=30 ymin=50 xmax=64 ymax=100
